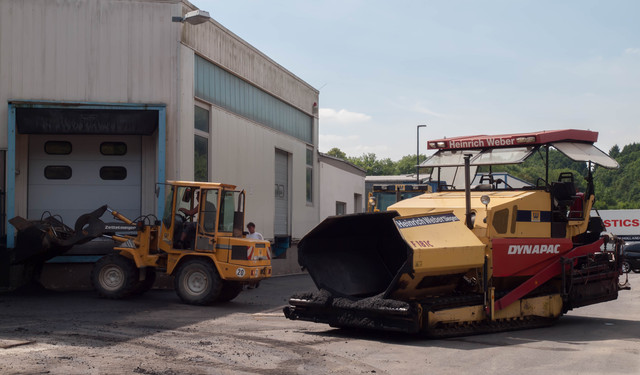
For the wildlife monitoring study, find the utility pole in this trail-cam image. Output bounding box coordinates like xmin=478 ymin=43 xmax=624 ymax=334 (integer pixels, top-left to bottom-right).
xmin=416 ymin=124 xmax=427 ymax=183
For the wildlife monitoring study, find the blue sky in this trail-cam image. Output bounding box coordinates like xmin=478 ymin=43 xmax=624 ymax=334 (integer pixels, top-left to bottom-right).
xmin=190 ymin=0 xmax=640 ymax=161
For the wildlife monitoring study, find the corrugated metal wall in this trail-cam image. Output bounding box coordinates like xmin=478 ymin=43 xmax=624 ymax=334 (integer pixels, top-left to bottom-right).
xmin=0 ymin=0 xmax=321 ymax=240
xmin=0 ymin=0 xmax=179 ymax=218
xmin=0 ymin=0 xmax=177 ymax=124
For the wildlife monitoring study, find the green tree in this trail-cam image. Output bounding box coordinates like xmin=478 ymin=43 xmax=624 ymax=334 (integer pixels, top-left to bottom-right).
xmin=593 ymin=143 xmax=640 ymax=209
xmin=396 ymin=154 xmax=428 ymax=174
xmin=348 ymin=153 xmax=396 ymax=176
xmin=326 ymin=147 xmax=347 ymax=160
xmin=609 ymin=145 xmax=620 ymax=159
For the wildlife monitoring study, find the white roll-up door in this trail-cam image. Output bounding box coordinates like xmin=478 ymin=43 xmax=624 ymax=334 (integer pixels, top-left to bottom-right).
xmin=28 ymin=135 xmax=142 ymax=226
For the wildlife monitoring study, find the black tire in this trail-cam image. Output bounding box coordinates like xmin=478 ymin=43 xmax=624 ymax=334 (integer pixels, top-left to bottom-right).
xmin=633 ymin=269 xmax=640 ymax=274
xmin=218 ymin=281 xmax=243 ymax=302
xmin=174 ymin=258 xmax=222 ymax=305
xmin=132 ymin=268 xmax=157 ymax=295
xmin=622 ymin=261 xmax=631 ymax=273
xmin=91 ymin=254 xmax=139 ymax=299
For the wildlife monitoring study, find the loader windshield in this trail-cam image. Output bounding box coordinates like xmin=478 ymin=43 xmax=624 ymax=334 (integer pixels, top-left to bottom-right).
xmin=200 ymin=189 xmax=219 ymax=233
xmin=218 ymin=190 xmax=241 ymax=233
xmin=162 ymin=185 xmax=175 ymax=228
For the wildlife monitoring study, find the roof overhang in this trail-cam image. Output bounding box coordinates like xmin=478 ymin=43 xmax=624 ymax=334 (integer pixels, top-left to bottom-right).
xmin=421 ymin=141 xmax=618 ymax=169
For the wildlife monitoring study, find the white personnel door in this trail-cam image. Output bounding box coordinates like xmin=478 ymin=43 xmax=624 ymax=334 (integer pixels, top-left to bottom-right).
xmin=274 ymin=149 xmax=290 ymax=236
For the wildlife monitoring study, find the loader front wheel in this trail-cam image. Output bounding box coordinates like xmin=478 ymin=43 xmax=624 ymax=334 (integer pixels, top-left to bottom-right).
xmin=174 ymin=258 xmax=222 ymax=305
xmin=92 ymin=254 xmax=138 ymax=299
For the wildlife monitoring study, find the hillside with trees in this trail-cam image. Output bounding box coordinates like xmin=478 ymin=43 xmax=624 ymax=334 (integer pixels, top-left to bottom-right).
xmin=326 ymin=144 xmax=640 ymax=209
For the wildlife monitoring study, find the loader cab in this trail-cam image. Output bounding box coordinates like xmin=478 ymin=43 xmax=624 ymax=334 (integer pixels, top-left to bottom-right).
xmin=199 ymin=188 xmax=245 ymax=238
xmin=160 ymin=181 xmax=244 ymax=251
xmin=161 ymin=185 xmax=202 ymax=248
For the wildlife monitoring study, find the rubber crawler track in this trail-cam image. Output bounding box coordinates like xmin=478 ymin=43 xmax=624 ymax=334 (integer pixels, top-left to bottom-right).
xmin=419 ymin=293 xmax=560 ymax=338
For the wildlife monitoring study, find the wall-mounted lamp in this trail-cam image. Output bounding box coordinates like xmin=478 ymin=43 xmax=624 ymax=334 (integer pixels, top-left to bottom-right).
xmin=172 ymin=10 xmax=211 ymax=25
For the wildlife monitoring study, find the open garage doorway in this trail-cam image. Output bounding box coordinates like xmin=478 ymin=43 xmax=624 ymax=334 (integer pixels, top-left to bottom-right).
xmin=6 ymin=101 xmax=166 ymax=252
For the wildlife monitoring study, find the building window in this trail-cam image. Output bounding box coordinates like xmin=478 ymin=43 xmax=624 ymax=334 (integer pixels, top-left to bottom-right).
xmin=100 ymin=166 xmax=127 ymax=180
xmin=100 ymin=142 xmax=127 ymax=156
xmin=44 ymin=141 xmax=72 ymax=155
xmin=306 ymin=147 xmax=313 ymax=203
xmin=336 ymin=201 xmax=346 ymax=216
xmin=194 ymin=105 xmax=210 ymax=182
xmin=44 ymin=165 xmax=72 ymax=180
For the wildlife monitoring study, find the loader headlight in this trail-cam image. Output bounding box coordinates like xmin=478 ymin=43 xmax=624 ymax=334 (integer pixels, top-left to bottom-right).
xmin=480 ymin=195 xmax=490 ymax=223
xmin=480 ymin=195 xmax=491 ymax=206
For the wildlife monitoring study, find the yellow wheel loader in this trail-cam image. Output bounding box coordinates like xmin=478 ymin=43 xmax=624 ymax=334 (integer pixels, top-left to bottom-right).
xmin=6 ymin=181 xmax=271 ymax=304
xmin=284 ymin=129 xmax=627 ymax=337
xmin=92 ymin=181 xmax=272 ymax=305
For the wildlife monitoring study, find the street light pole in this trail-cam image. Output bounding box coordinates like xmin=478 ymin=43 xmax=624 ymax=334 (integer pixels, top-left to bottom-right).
xmin=416 ymin=124 xmax=427 ymax=183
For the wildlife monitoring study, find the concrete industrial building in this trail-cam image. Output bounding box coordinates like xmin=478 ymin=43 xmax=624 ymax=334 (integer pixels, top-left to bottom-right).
xmin=318 ymin=153 xmax=366 ymax=220
xmin=0 ymin=0 xmax=319 ymax=272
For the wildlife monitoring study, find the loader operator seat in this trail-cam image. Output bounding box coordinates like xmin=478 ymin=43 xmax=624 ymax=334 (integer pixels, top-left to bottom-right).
xmin=557 ymin=171 xmax=586 ymax=220
xmin=551 ymin=172 xmax=577 ymax=211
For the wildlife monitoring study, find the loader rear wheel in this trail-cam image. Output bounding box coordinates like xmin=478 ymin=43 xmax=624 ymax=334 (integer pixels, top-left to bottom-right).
xmin=217 ymin=281 xmax=243 ymax=302
xmin=92 ymin=254 xmax=138 ymax=299
xmin=174 ymin=258 xmax=222 ymax=305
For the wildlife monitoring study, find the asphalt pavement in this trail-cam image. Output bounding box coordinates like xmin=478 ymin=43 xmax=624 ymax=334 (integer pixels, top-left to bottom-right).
xmin=1 ymin=273 xmax=639 ymax=374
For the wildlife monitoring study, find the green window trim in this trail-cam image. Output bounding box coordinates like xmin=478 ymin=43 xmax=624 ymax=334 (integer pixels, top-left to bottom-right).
xmin=195 ymin=55 xmax=313 ymax=143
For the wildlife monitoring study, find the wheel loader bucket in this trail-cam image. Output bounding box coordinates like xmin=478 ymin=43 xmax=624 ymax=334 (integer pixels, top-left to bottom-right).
xmin=298 ymin=211 xmax=408 ymax=298
xmin=8 ymin=205 xmax=109 ymax=264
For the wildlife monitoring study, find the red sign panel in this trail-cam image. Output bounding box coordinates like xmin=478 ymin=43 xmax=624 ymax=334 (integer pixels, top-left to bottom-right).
xmin=427 ymin=129 xmax=598 ymax=150
xmin=492 ymin=238 xmax=574 ymax=277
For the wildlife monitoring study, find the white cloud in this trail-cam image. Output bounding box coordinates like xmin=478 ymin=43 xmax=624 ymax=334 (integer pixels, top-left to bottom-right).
xmin=319 ymin=133 xmax=395 ymax=158
xmin=319 ymin=108 xmax=371 ymax=124
xmin=388 ymin=97 xmax=446 ymax=119
xmin=411 ymin=103 xmax=445 ymax=118
xmin=319 ymin=134 xmax=359 ymax=143
xmin=624 ymin=48 xmax=640 ymax=55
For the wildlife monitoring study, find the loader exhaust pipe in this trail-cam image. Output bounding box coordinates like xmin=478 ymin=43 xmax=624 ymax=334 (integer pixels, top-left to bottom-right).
xmin=464 ymin=154 xmax=473 ymax=229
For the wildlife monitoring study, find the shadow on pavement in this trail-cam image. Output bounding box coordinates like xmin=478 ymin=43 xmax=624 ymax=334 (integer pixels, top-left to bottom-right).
xmin=0 ymin=274 xmax=315 ymax=349
xmin=305 ymin=314 xmax=640 ymax=349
